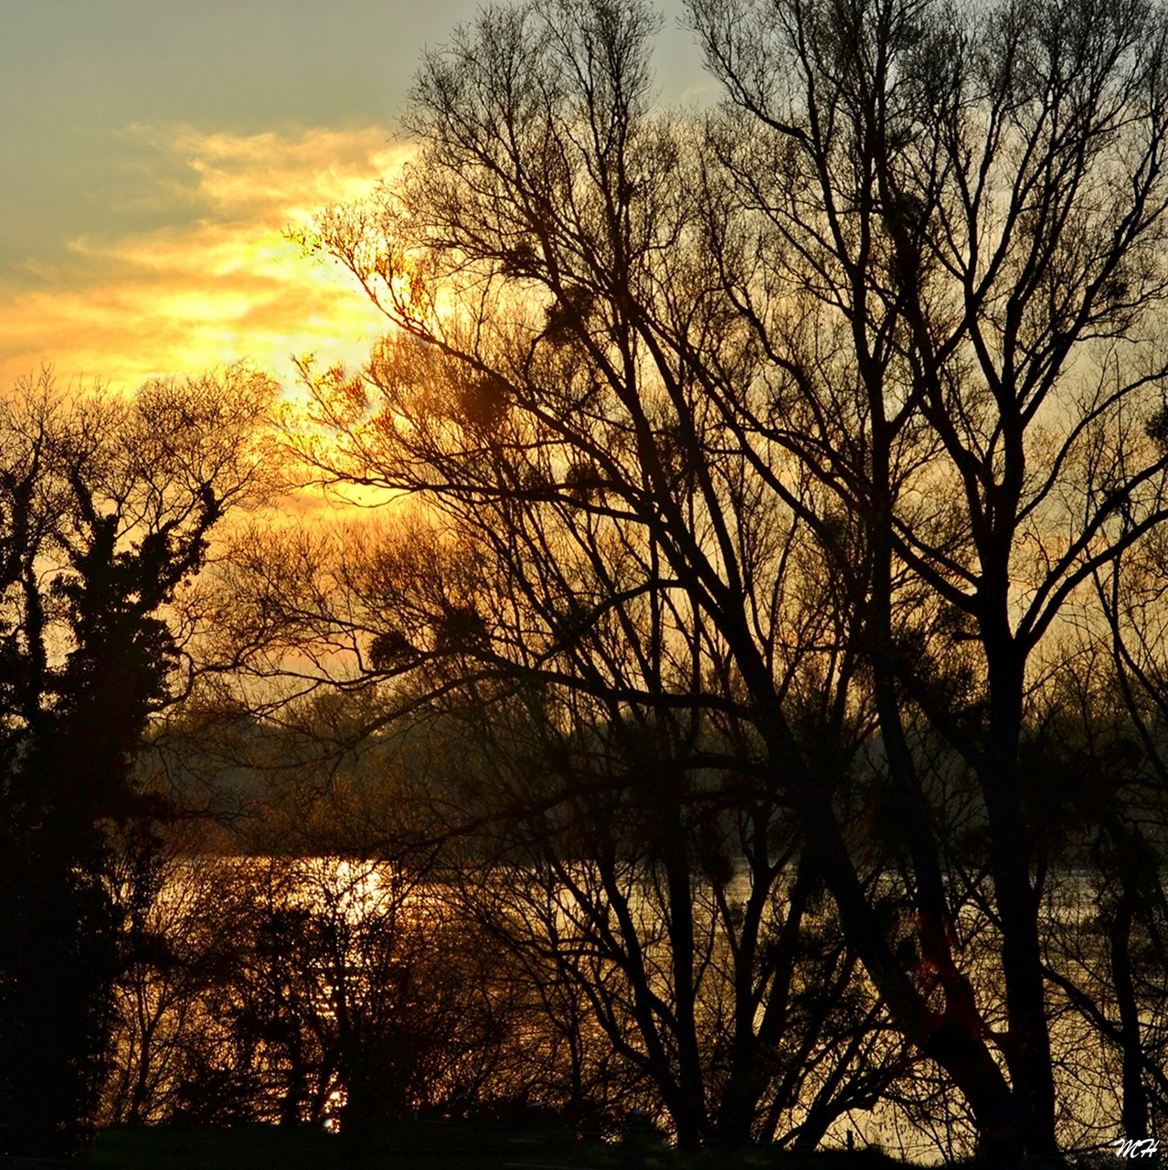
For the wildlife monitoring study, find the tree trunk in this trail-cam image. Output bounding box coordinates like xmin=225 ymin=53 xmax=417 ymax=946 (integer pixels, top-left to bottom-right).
xmin=982 ymin=651 xmax=1061 ymax=1162
xmin=1110 ymin=888 xmax=1149 ymax=1140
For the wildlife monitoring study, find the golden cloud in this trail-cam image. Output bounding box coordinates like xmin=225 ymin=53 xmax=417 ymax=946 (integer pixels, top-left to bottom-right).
xmin=0 ymin=124 xmax=411 ymax=390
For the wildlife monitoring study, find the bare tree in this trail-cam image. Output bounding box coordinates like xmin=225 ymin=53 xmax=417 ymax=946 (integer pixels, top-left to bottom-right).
xmin=261 ymin=0 xmax=1168 ymax=1160
xmin=271 ymin=0 xmax=909 ymax=1144
xmin=682 ymin=0 xmax=1168 ymax=1157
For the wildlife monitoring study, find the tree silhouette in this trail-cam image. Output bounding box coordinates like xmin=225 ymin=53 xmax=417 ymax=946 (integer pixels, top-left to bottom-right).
xmin=0 ymin=369 xmax=272 ymax=1157
xmin=245 ymin=0 xmax=1168 ymax=1159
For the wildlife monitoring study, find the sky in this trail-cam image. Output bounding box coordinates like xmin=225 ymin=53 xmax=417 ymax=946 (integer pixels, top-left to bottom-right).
xmin=1 ymin=0 xmax=707 ymax=392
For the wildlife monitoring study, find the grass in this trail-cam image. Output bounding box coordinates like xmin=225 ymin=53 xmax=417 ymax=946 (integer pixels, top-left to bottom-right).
xmin=89 ymin=1123 xmax=910 ymax=1170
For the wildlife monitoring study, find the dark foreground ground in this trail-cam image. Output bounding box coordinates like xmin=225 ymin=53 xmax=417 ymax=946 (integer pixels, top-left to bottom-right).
xmin=88 ymin=1123 xmax=910 ymax=1170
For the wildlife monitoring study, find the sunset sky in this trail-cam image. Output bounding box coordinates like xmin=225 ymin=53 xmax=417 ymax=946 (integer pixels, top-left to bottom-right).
xmin=2 ymin=1 xmax=704 ymax=393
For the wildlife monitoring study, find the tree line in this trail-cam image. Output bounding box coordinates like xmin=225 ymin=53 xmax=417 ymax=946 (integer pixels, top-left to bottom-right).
xmin=3 ymin=0 xmax=1168 ymax=1164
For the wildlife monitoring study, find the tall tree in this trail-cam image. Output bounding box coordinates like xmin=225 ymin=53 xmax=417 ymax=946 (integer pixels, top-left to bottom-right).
xmin=283 ymin=0 xmax=1168 ymax=1160
xmin=0 ymin=368 xmax=272 ymax=1157
xmin=279 ymin=0 xmax=908 ymax=1141
xmin=686 ymin=0 xmax=1168 ymax=1158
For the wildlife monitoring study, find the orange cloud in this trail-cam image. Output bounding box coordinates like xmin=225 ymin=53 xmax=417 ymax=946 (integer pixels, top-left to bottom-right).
xmin=0 ymin=124 xmax=410 ymax=391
